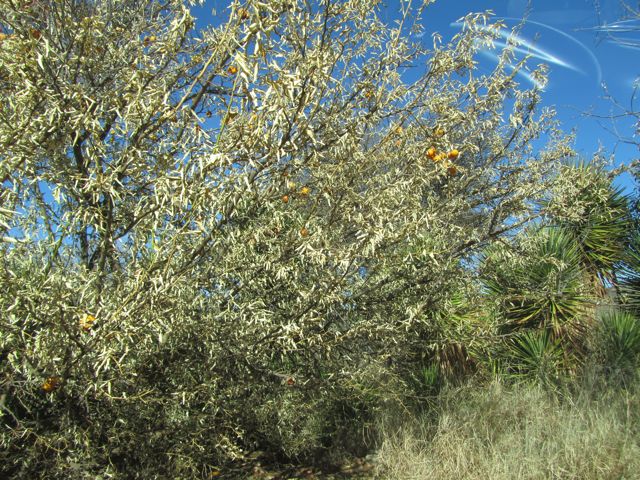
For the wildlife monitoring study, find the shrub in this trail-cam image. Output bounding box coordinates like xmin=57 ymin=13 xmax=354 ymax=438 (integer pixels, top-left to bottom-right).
xmin=0 ymin=0 xmax=576 ymax=475
xmin=597 ymin=310 xmax=640 ymax=381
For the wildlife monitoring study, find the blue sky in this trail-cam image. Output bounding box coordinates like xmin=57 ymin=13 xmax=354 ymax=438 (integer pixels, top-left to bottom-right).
xmin=193 ymin=0 xmax=639 ymax=192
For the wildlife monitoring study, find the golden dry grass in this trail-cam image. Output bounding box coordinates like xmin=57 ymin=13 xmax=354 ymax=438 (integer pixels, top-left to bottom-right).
xmin=373 ymin=381 xmax=640 ymax=479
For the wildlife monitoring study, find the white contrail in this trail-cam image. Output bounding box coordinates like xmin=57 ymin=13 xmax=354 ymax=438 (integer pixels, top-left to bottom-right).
xmin=478 ymin=50 xmax=546 ymax=89
xmin=502 ymin=17 xmax=602 ymax=84
xmin=593 ymin=18 xmax=640 ymax=33
xmin=606 ymin=38 xmax=640 ymax=51
xmin=477 ymin=37 xmax=582 ymax=73
xmin=451 ymin=18 xmax=602 ymax=84
xmin=490 ymin=37 xmax=583 ymax=74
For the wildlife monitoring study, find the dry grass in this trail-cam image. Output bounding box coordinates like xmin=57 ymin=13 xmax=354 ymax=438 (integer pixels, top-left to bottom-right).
xmin=373 ymin=380 xmax=640 ymax=479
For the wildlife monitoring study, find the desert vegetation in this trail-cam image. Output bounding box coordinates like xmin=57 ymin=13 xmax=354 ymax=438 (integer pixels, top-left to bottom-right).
xmin=0 ymin=0 xmax=638 ymax=478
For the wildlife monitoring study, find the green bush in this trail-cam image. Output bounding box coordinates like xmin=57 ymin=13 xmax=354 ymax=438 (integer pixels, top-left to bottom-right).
xmin=506 ymin=330 xmax=565 ymax=387
xmin=481 ymin=227 xmax=589 ymax=338
xmin=0 ymin=0 xmax=608 ymax=476
xmin=597 ymin=310 xmax=640 ymax=381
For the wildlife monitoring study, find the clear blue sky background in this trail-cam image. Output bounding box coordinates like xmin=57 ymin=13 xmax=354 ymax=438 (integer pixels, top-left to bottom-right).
xmin=192 ymin=0 xmax=639 ymax=193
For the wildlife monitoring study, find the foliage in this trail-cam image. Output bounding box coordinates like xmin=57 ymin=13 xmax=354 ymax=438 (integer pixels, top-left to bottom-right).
xmin=598 ymin=310 xmax=640 ymax=373
xmin=505 ymin=329 xmax=565 ymax=387
xmin=481 ymin=226 xmax=588 ymax=338
xmin=544 ymin=161 xmax=632 ymax=285
xmin=0 ymin=0 xmax=579 ymax=474
xmin=389 ymin=271 xmax=499 ymax=405
xmin=617 ymin=231 xmax=640 ymax=315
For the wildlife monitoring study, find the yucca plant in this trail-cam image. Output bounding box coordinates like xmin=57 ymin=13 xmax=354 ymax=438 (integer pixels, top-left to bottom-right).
xmin=482 ymin=227 xmax=588 ymax=340
xmin=599 ymin=310 xmax=640 ymax=372
xmin=506 ymin=330 xmax=565 ymax=387
xmin=545 ymin=161 xmax=633 ymax=289
xmin=407 ymin=363 xmax=441 ymax=399
xmin=617 ymin=231 xmax=640 ymax=316
xmin=416 ymin=283 xmax=495 ymax=384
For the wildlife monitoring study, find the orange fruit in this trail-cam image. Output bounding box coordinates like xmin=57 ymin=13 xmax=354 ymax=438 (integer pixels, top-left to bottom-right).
xmin=299 ymin=186 xmax=311 ymax=196
xmin=447 ymin=149 xmax=460 ymax=159
xmin=281 ymin=194 xmax=289 ymax=203
xmin=426 ymin=147 xmax=437 ymax=159
xmin=42 ymin=376 xmax=61 ymax=393
xmin=227 ymin=65 xmax=238 ymax=75
xmin=286 ymin=377 xmax=296 ymax=386
xmin=447 ymin=165 xmax=458 ymax=176
xmin=300 ymin=227 xmax=309 ymax=237
xmin=79 ymin=313 xmax=96 ymax=331
xmin=434 ymin=153 xmax=446 ymax=162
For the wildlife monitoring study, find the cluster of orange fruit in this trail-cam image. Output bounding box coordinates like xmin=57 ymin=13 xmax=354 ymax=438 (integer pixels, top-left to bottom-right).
xmin=393 ymin=125 xmax=405 ymax=146
xmin=79 ymin=313 xmax=96 ymax=332
xmin=278 ymin=185 xmax=312 ymax=237
xmin=281 ymin=185 xmax=311 ymax=204
xmin=426 ymin=147 xmax=460 ymax=176
xmin=143 ymin=35 xmax=156 ymax=47
xmin=42 ymin=376 xmax=61 ymax=393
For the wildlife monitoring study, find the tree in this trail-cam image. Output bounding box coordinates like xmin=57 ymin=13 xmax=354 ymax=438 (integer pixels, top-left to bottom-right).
xmin=0 ymin=0 xmax=573 ymax=476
